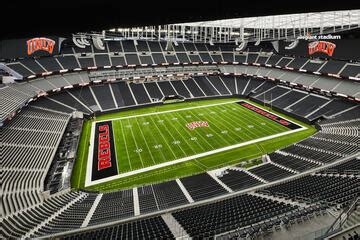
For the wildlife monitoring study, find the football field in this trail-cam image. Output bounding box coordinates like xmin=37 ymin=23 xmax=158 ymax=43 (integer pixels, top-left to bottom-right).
xmin=71 ymin=98 xmax=316 ymax=192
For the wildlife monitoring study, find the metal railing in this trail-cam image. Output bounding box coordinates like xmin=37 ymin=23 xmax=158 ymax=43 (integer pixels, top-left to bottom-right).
xmin=321 ymin=196 xmax=359 ymax=238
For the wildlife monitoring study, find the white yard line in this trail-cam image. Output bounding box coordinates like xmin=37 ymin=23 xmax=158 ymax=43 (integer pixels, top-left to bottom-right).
xmin=85 ymin=126 xmax=306 ymax=186
xmin=220 ymin=105 xmax=275 ymax=154
xmin=218 ymin=105 xmax=263 ymax=146
xmin=165 ymin=113 xmax=199 ymax=155
xmin=134 ymin=117 xmax=156 ymax=165
xmin=154 ymin=115 xmax=188 ymax=156
xmin=140 ymin=116 xmax=169 ymax=163
xmin=197 ymin=107 xmax=241 ymax=144
xmin=220 ymin=104 xmax=285 ymax=135
xmin=148 ymin=116 xmax=179 ymax=159
xmin=218 ymin=104 xmax=278 ymax=139
xmin=127 ymin=119 xmax=145 ymax=168
xmin=120 ymin=120 xmax=133 ymax=170
xmin=85 ymin=100 xmax=307 ymax=187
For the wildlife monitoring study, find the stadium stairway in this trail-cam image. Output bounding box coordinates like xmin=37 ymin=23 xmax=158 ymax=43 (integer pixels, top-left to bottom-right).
xmin=80 ymin=194 xmax=103 ymax=228
xmin=231 ymin=166 xmax=269 ymax=183
xmin=25 ymin=192 xmax=88 ymax=238
xmin=132 ymin=188 xmax=141 ymax=216
xmin=161 ymin=213 xmax=190 ymax=239
xmin=175 ymin=179 xmax=195 ymax=203
xmin=207 ymin=170 xmax=234 ymax=193
xmin=275 ymin=150 xmax=324 ymax=166
xmin=248 ymin=192 xmax=307 ymax=208
xmin=267 ymin=159 xmax=300 ymax=174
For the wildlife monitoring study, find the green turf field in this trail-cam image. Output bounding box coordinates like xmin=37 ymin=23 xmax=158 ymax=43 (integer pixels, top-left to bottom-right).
xmin=71 ymin=98 xmax=317 ymax=192
xmin=112 ymin=101 xmax=290 ymax=173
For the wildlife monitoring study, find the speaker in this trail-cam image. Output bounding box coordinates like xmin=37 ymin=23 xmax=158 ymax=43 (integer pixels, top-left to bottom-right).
xmin=92 ymin=36 xmax=105 ymax=51
xmin=285 ymin=39 xmax=299 ymax=50
xmin=72 ymin=35 xmax=90 ymax=48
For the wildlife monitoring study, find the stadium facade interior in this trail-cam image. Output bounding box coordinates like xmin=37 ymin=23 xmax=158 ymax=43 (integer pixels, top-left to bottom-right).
xmin=1 ymin=9 xmax=360 ymax=240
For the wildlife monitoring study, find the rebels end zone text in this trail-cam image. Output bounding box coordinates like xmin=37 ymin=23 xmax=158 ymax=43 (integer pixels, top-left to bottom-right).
xmin=238 ymin=102 xmax=302 ymax=130
xmin=91 ymin=121 xmax=118 ymax=181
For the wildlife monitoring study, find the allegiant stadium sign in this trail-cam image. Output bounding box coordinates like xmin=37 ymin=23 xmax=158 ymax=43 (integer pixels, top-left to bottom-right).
xmin=27 ymin=37 xmax=55 ymax=55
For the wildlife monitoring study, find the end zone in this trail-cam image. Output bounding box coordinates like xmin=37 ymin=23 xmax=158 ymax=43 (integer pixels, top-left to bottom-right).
xmin=90 ymin=121 xmax=118 ymax=181
xmin=237 ymin=101 xmax=302 ymax=130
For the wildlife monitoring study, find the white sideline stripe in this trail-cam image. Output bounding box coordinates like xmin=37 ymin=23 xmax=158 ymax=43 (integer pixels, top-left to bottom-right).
xmin=85 ymin=127 xmax=306 ymax=186
xmin=85 ymin=100 xmax=306 ymax=187
xmin=85 ymin=121 xmax=96 ymax=186
xmin=111 ymin=123 xmax=120 ymax=177
xmin=176 ymin=179 xmax=194 ymax=203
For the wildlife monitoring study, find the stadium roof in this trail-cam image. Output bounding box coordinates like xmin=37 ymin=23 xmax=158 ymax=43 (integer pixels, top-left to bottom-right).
xmin=2 ymin=1 xmax=360 ymax=39
xmin=105 ymin=10 xmax=360 ymax=43
xmin=174 ymin=10 xmax=360 ymax=29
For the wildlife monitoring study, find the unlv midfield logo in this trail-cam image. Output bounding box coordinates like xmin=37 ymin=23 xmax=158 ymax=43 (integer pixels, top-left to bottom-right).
xmin=27 ymin=37 xmax=55 ymax=55
xmin=186 ymin=121 xmax=209 ymax=130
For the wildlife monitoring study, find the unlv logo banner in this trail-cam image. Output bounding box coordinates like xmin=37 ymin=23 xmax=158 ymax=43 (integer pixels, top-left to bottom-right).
xmin=27 ymin=37 xmax=56 ymax=55
xmin=0 ymin=37 xmax=60 ymax=59
xmin=308 ymin=41 xmax=336 ymax=56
